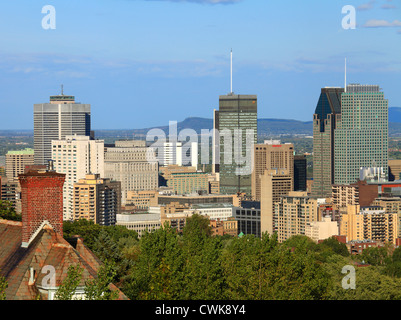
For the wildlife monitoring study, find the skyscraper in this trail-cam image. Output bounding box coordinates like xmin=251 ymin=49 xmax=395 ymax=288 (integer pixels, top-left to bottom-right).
xmin=334 ymin=84 xmax=388 ymax=185
xmin=251 ymin=140 xmax=294 ymax=201
xmin=214 ymin=94 xmax=257 ymax=195
xmin=52 ymin=135 xmax=105 ymax=221
xmin=34 ymin=91 xmax=91 ymax=165
xmin=312 ymin=87 xmax=343 ymax=197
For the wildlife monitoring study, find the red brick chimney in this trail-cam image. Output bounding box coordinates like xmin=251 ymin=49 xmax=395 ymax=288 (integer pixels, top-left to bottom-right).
xmin=18 ymin=169 xmax=65 ymax=247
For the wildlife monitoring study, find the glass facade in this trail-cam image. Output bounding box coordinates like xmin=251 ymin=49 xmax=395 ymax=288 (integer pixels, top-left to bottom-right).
xmin=217 ymin=94 xmax=257 ymax=195
xmin=312 ymin=87 xmax=343 ymax=197
xmin=334 ymin=84 xmax=388 ymax=184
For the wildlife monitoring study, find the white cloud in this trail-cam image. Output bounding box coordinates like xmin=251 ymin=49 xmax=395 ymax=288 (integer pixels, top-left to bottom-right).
xmin=357 ymin=0 xmax=376 ymax=11
xmin=363 ymin=19 xmax=401 ymax=27
xmin=381 ymin=3 xmax=397 ymax=9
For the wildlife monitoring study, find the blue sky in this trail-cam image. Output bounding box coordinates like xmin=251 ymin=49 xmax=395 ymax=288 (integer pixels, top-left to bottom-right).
xmin=0 ymin=0 xmax=400 ymax=129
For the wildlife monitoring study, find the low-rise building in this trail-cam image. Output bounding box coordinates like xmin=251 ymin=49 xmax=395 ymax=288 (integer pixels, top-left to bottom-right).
xmin=305 ymin=216 xmax=339 ymax=243
xmin=116 ymin=213 xmax=161 ymax=237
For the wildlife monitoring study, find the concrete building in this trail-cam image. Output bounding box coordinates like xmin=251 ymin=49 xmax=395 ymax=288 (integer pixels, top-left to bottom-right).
xmin=209 ymin=217 xmax=238 ymax=237
xmin=34 ymin=92 xmax=91 ymax=165
xmin=260 ymin=169 xmax=293 ymax=236
xmin=159 ymin=164 xmax=197 ymax=181
xmin=371 ymin=197 xmax=401 ymax=239
xmin=161 ymin=141 xmax=198 ymax=168
xmin=389 ymin=159 xmax=401 ymax=180
xmin=340 ymin=204 xmax=398 ymax=244
xmin=5 ymin=148 xmax=34 ymax=182
xmin=116 ymin=213 xmax=161 ymax=237
xmin=251 ymin=141 xmax=294 ymax=201
xmin=73 ymin=173 xmax=121 ymax=226
xmin=305 ymin=216 xmax=339 ymax=243
xmin=275 ymin=191 xmax=319 ymax=243
xmin=312 ymin=87 xmax=343 ymax=198
xmin=167 ymin=171 xmax=209 ymax=195
xmin=332 ymin=180 xmax=379 ymax=209
xmin=155 ymin=193 xmax=241 ymax=207
xmin=52 ymin=135 xmax=105 ymax=221
xmin=214 ymin=93 xmax=257 ymax=196
xmin=334 ymin=84 xmax=388 ymax=185
xmin=0 ymin=176 xmax=18 ymax=210
xmin=104 ymin=140 xmax=158 ymax=205
xmin=125 ymin=190 xmax=159 ymax=210
xmin=189 ymin=203 xmax=234 ymax=221
xmin=208 ymin=172 xmax=220 ymax=194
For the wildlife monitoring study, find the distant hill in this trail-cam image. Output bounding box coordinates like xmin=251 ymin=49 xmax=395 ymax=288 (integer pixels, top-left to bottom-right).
xmin=3 ymin=108 xmax=401 ymax=139
xmin=94 ymin=117 xmax=313 ymax=138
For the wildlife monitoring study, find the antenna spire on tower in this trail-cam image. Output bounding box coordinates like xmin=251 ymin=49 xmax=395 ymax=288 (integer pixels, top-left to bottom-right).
xmin=230 ymin=49 xmax=233 ymax=94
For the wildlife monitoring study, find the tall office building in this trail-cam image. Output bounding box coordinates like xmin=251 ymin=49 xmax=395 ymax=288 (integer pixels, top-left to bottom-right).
xmin=52 ymin=135 xmax=104 ymax=221
xmin=34 ymin=92 xmax=91 ymax=165
xmin=5 ymin=148 xmax=35 ymax=183
xmin=312 ymin=87 xmax=343 ymax=198
xmin=334 ymin=84 xmax=388 ymax=185
xmin=104 ymin=140 xmax=159 ymax=205
xmin=251 ymin=141 xmax=294 ymax=201
xmin=214 ymin=94 xmax=257 ymax=195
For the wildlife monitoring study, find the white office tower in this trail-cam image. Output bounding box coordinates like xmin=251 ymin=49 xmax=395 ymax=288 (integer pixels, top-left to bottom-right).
xmin=52 ymin=135 xmax=104 ymax=221
xmin=34 ymin=91 xmax=91 ymax=165
xmin=162 ymin=141 xmax=198 ymax=168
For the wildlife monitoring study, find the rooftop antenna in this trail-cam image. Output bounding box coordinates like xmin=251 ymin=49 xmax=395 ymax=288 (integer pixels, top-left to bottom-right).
xmin=61 ymin=84 xmax=64 ymax=95
xmin=344 ymin=58 xmax=347 ymax=93
xmin=230 ymin=48 xmax=233 ymax=94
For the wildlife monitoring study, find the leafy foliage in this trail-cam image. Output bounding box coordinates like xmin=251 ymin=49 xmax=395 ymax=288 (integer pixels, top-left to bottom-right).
xmin=63 ymin=218 xmax=401 ymax=300
xmin=0 ymin=200 xmax=21 ymax=221
xmin=0 ymin=272 xmax=7 ymax=300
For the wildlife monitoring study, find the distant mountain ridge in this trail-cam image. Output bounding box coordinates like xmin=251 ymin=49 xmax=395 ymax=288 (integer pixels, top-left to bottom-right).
xmin=2 ymin=107 xmax=401 ymax=137
xmin=92 ymin=117 xmax=313 ymax=138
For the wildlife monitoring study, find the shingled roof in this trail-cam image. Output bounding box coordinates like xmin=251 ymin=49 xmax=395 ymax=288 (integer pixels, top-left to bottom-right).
xmin=0 ymin=219 xmax=128 ymax=300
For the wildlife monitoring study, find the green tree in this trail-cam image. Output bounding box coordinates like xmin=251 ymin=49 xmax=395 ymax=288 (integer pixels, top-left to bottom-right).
xmin=122 ymin=224 xmax=184 ymax=300
xmin=0 ymin=272 xmax=7 ymax=300
xmin=84 ymin=261 xmax=119 ymax=300
xmin=0 ymin=200 xmax=21 ymax=221
xmin=383 ymin=246 xmax=401 ymax=278
xmin=63 ymin=219 xmax=103 ymax=249
xmin=54 ymin=264 xmax=83 ymax=300
xmin=360 ymin=246 xmax=389 ymax=266
xmin=317 ymin=236 xmax=349 ymax=257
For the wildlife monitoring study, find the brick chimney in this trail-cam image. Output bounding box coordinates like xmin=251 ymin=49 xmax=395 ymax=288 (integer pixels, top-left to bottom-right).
xmin=18 ymin=168 xmax=65 ymax=247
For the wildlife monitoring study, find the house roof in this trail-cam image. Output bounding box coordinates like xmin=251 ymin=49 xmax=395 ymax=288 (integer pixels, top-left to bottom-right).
xmin=0 ymin=219 xmax=128 ymax=300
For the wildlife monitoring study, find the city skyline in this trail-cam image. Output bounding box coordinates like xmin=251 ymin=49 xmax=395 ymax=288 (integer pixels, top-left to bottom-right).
xmin=0 ymin=0 xmax=400 ymax=130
